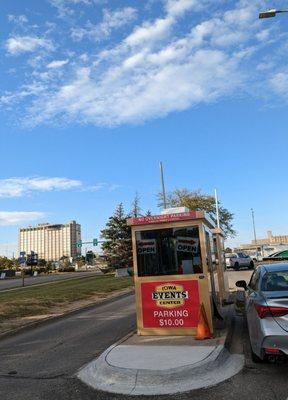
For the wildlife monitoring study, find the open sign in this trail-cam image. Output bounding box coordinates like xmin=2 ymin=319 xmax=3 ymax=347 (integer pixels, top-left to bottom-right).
xmin=177 ymin=237 xmax=199 ymax=253
xmin=137 ymin=239 xmax=156 ymax=255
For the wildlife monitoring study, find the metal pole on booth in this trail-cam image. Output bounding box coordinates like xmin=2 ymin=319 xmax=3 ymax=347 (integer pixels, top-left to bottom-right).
xmin=160 ymin=161 xmax=167 ymax=209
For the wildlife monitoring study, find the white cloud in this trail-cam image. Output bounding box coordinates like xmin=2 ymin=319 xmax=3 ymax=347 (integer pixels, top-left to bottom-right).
xmin=164 ymin=0 xmax=201 ymax=17
xmin=47 ymin=59 xmax=69 ymax=68
xmin=125 ymin=17 xmax=173 ymax=46
xmin=49 ymin=0 xmax=92 ymax=18
xmin=71 ymin=7 xmax=137 ymax=42
xmin=270 ymin=72 xmax=288 ymax=96
xmin=0 ymin=177 xmax=82 ymax=197
xmin=6 ymin=36 xmax=53 ymax=55
xmin=4 ymin=0 xmax=286 ymax=127
xmin=7 ymin=14 xmax=28 ymax=24
xmin=0 ymin=177 xmax=119 ymax=197
xmin=0 ymin=211 xmax=45 ymax=226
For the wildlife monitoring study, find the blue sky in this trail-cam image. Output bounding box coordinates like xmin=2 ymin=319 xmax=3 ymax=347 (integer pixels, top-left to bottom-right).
xmin=1 ymin=0 xmax=288 ymax=256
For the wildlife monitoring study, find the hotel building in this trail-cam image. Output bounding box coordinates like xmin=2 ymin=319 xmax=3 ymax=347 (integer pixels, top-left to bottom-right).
xmin=19 ymin=220 xmax=81 ymax=261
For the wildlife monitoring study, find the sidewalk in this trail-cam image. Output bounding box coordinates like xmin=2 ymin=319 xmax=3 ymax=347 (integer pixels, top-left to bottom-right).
xmin=77 ymin=305 xmax=244 ymax=396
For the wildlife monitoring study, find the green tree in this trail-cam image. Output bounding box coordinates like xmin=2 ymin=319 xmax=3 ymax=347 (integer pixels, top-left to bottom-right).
xmin=63 ymin=258 xmax=71 ymax=269
xmin=158 ymin=188 xmax=235 ymax=238
xmin=77 ymin=259 xmax=86 ymax=268
xmin=101 ymin=203 xmax=132 ymax=269
xmin=38 ymin=259 xmax=47 ymax=267
xmin=0 ymin=256 xmax=14 ymax=270
xmin=131 ymin=192 xmax=142 ymax=217
xmin=46 ymin=261 xmax=53 ymax=272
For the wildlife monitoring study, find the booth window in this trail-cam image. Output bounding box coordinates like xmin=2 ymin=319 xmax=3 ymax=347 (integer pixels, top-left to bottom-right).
xmin=136 ymin=226 xmax=202 ymax=277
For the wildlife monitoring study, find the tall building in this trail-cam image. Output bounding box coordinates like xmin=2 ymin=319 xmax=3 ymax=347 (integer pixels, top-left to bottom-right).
xmin=19 ymin=220 xmax=81 ymax=261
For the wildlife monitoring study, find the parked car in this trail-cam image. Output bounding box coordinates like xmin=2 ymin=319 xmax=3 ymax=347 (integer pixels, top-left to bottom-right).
xmin=225 ymin=252 xmax=254 ymax=270
xmin=263 ymin=249 xmax=288 ymax=262
xmin=236 ymin=263 xmax=288 ymax=362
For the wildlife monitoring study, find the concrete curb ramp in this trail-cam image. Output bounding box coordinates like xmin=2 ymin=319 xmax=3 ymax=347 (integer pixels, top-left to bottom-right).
xmin=77 ymin=344 xmax=244 ymax=395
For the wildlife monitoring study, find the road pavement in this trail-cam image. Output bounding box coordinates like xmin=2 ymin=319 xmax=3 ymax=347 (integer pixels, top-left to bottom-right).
xmin=0 ymin=268 xmax=252 ymax=292
xmin=0 ymin=271 xmax=101 ymax=291
xmin=1 ymin=273 xmax=288 ymax=400
xmin=227 ymin=269 xmax=253 ymax=290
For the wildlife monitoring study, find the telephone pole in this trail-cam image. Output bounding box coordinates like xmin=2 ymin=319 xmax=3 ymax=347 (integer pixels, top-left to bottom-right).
xmin=251 ymin=208 xmax=257 ymax=244
xmin=159 ymin=161 xmax=167 ymax=209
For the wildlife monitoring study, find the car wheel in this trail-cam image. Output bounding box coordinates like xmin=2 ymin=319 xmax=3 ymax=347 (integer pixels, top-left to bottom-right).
xmin=249 ymin=261 xmax=254 ymax=270
xmin=234 ymin=262 xmax=239 ymax=271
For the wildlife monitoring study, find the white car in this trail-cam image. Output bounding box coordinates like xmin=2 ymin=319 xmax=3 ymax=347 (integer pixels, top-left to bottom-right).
xmin=225 ymin=252 xmax=254 ymax=270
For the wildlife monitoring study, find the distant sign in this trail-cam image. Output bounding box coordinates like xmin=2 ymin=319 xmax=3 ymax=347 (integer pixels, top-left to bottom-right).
xmin=177 ymin=237 xmax=199 ymax=253
xmin=137 ymin=239 xmax=157 ymax=255
xmin=0 ymin=272 xmax=6 ymax=280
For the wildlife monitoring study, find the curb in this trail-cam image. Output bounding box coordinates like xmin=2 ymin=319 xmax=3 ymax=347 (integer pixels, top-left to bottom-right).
xmin=0 ymin=289 xmax=134 ymax=342
xmin=77 ymin=303 xmax=244 ymax=396
xmin=77 ymin=343 xmax=244 ymax=395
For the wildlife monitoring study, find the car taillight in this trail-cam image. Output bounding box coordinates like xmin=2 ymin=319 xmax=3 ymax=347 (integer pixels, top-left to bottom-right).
xmin=254 ymin=304 xmax=288 ymax=319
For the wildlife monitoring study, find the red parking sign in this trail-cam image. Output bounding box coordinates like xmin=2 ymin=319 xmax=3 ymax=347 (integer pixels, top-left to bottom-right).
xmin=141 ymin=280 xmax=200 ymax=329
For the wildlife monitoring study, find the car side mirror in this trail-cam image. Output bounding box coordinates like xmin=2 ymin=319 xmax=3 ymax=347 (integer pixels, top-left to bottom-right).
xmin=236 ymin=280 xmax=247 ymax=290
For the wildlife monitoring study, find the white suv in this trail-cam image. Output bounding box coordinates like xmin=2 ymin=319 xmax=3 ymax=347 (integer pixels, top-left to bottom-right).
xmin=225 ymin=252 xmax=254 ymax=270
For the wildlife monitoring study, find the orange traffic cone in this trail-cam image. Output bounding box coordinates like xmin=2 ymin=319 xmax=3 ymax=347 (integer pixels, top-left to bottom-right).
xmin=195 ymin=303 xmax=212 ymax=340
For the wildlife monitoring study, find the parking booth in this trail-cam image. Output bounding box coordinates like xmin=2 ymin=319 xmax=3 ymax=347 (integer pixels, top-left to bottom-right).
xmin=127 ymin=209 xmax=224 ymax=336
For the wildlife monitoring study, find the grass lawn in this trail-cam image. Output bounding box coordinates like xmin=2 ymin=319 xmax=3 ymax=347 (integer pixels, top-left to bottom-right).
xmin=0 ymin=274 xmax=133 ymax=322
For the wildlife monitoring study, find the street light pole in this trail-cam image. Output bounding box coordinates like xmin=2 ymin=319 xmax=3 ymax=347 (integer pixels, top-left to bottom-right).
xmin=251 ymin=208 xmax=259 ymax=260
xmin=259 ymin=8 xmax=288 ymax=19
xmin=159 ymin=161 xmax=167 ymax=209
xmin=251 ymin=208 xmax=257 ymax=244
xmin=214 ymin=188 xmax=220 ymax=229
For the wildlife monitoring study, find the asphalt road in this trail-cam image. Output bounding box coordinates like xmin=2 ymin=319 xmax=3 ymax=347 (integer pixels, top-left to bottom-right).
xmin=0 ymin=269 xmax=251 ymax=292
xmin=227 ymin=269 xmax=253 ymax=290
xmin=1 ymin=274 xmax=288 ymax=400
xmin=0 ymin=271 xmax=102 ymax=291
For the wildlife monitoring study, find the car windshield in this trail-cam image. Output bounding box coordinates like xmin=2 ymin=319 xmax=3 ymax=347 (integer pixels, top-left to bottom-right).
xmin=261 ymin=271 xmax=288 ymax=291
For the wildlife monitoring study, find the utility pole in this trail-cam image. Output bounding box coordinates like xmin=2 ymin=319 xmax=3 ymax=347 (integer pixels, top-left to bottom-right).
xmin=214 ymin=189 xmax=220 ymax=229
xmin=251 ymin=208 xmax=257 ymax=244
xmin=159 ymin=161 xmax=167 ymax=209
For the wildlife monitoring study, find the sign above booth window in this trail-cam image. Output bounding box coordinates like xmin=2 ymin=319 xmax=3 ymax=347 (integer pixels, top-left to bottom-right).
xmin=130 ymin=211 xmax=198 ymax=226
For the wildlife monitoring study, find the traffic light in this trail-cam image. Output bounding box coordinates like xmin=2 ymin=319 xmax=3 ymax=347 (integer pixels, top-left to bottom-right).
xmin=93 ymin=238 xmax=98 ymax=246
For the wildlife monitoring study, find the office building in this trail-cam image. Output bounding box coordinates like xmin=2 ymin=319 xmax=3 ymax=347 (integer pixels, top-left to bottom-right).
xmin=19 ymin=220 xmax=81 ymax=261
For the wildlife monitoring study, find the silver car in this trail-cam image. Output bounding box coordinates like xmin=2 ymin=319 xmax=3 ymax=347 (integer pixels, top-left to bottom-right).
xmin=225 ymin=252 xmax=254 ymax=270
xmin=236 ymin=263 xmax=288 ymax=362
